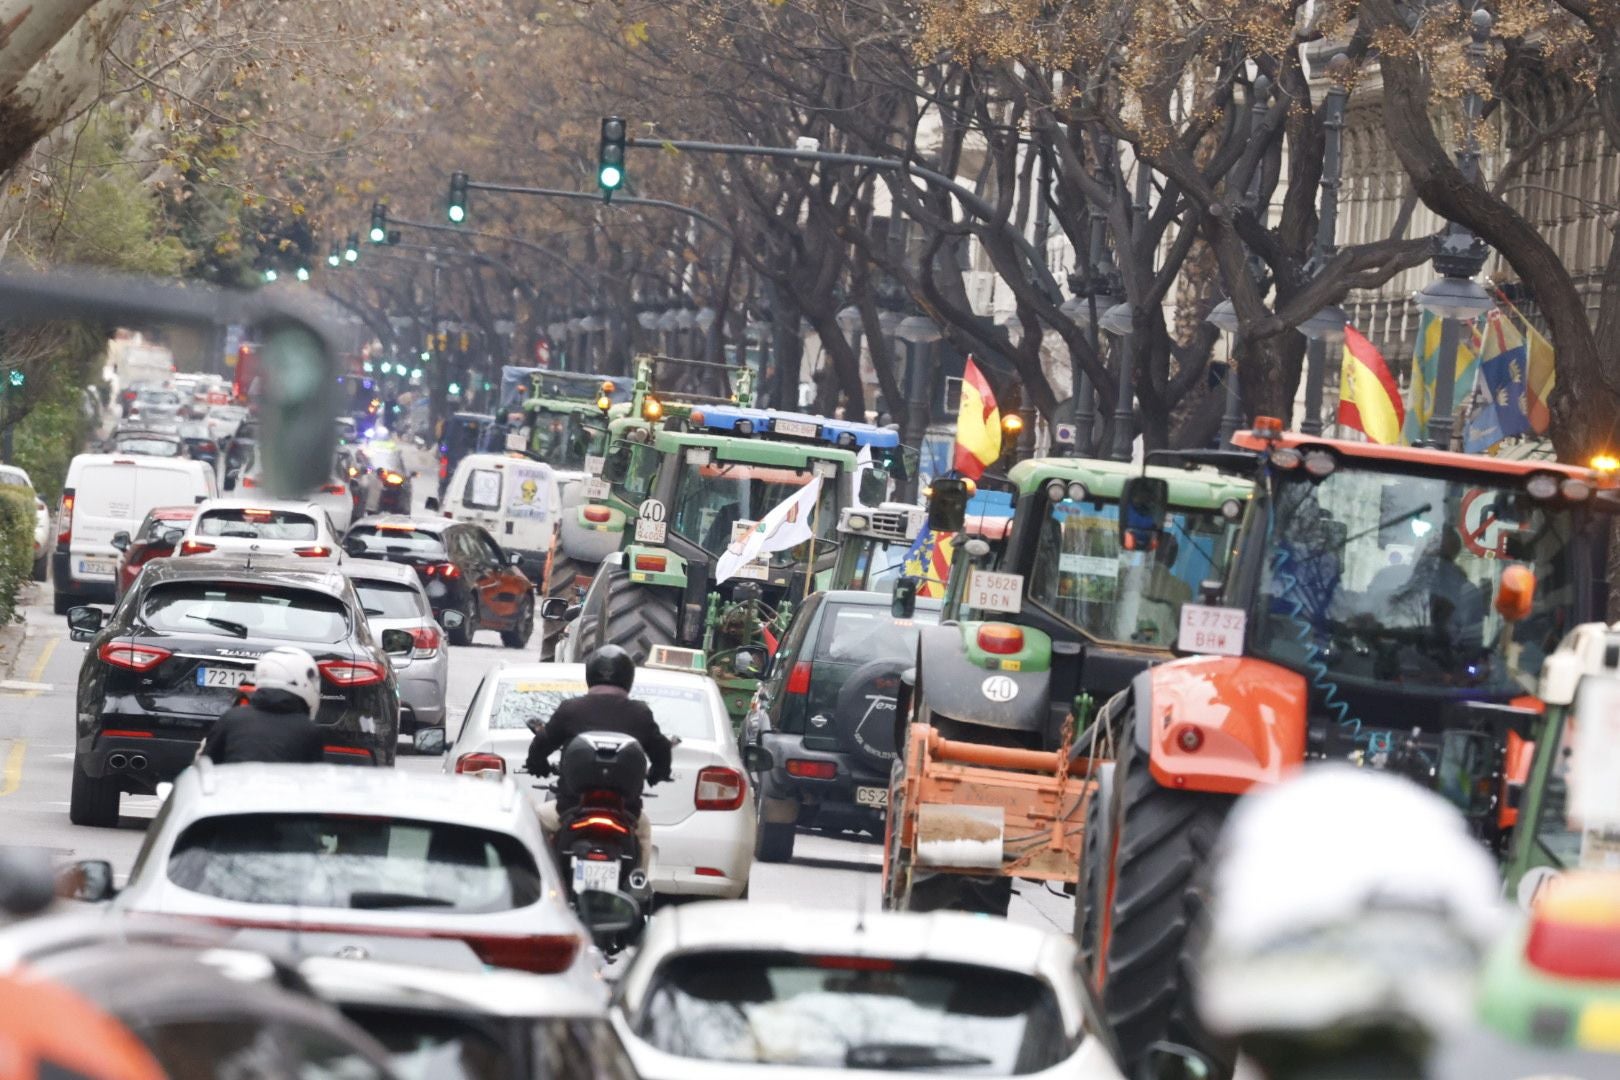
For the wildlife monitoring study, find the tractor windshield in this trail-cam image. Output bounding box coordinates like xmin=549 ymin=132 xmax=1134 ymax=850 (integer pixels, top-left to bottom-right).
xmin=1253 ymin=466 xmax=1578 ymax=696
xmin=671 ymin=460 xmax=838 ymax=565
xmin=1026 ymin=501 xmax=1238 ymax=647
xmin=528 ymin=411 xmax=596 ymax=472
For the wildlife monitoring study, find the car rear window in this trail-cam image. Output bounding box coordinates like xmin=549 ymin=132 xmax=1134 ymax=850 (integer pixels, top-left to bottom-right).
xmin=142 ymin=583 xmax=349 ymax=643
xmin=813 ymin=604 xmax=939 ymax=664
xmin=196 ymin=508 xmax=318 ymax=540
xmin=346 ymin=526 xmax=447 ymax=559
xmin=339 ymin=1010 xmax=637 ymax=1080
xmin=112 ymin=436 xmax=183 ymax=457
xmin=635 ymin=951 xmax=1068 ymax=1072
xmin=354 ymin=580 xmax=428 ymax=619
xmin=487 ymin=679 xmax=720 ymax=741
xmin=166 ymin=814 xmax=541 ymax=913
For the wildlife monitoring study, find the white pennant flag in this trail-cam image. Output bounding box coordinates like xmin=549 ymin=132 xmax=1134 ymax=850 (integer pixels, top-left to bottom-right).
xmin=715 ymin=474 xmax=824 ymax=583
xmin=851 ymin=444 xmax=874 ymax=508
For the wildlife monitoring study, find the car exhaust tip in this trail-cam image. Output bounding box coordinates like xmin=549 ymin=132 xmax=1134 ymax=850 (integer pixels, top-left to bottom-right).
xmin=127 ymin=754 xmax=148 ymax=771
xmin=107 ymin=753 xmax=128 ymax=770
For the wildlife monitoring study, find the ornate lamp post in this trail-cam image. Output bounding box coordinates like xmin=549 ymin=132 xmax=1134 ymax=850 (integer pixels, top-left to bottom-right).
xmin=1099 ymin=300 xmax=1137 ymax=461
xmin=1299 ymin=58 xmax=1351 ymax=435
xmin=1207 ymin=300 xmax=1244 ymax=446
xmin=895 ymin=313 xmax=942 ymax=493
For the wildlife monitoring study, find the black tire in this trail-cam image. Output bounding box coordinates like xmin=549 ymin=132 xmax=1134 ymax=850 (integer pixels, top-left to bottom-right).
xmin=69 ymin=756 xmax=120 ymax=828
xmin=500 ymin=598 xmax=534 ymax=649
xmin=540 ymin=550 xmax=593 ymax=661
xmin=755 ymin=819 xmax=796 ymax=863
xmin=577 ymin=567 xmax=679 ymax=661
xmin=32 ymin=554 xmax=47 ymax=582
xmin=446 ymin=601 xmax=476 ymax=647
xmin=1101 ymin=725 xmax=1234 ymax=1078
xmin=1074 ymin=761 xmax=1115 ymax=977
xmin=832 ymin=659 xmax=907 ymax=772
xmin=53 ymin=590 xmax=75 ymax=616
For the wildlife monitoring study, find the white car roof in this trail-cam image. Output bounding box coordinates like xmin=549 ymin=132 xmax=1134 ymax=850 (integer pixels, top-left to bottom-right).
xmin=339 ymin=558 xmax=424 ymax=588
xmin=173 ymin=763 xmax=532 ymax=830
xmin=70 ymin=452 xmax=210 ymax=476
xmin=476 ymin=661 xmax=715 ymax=693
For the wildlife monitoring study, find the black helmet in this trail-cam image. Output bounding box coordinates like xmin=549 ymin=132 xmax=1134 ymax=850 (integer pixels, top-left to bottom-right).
xmin=584 ymin=645 xmax=636 ymax=691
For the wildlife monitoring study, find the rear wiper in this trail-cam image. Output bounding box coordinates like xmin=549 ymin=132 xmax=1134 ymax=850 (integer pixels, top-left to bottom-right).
xmin=186 ymin=614 xmax=250 ymax=638
xmin=845 ymin=1044 xmax=992 ymax=1070
xmin=348 ymin=891 xmax=456 ymax=910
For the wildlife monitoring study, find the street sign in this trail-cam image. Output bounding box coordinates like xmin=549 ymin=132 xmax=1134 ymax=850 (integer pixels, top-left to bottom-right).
xmin=1054 ymin=423 xmax=1076 ymax=446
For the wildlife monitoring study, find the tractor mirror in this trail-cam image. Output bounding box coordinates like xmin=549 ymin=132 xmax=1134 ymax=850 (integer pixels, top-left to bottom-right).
xmin=601 ymin=443 xmax=632 ymax=484
xmin=1137 ymin=1041 xmax=1217 ymax=1080
xmin=927 ymin=477 xmax=970 ymax=533
xmin=1495 ymin=564 xmax=1536 ymax=622
xmin=1119 ymin=476 xmax=1169 ymax=552
xmin=892 ymin=576 xmax=919 ymax=620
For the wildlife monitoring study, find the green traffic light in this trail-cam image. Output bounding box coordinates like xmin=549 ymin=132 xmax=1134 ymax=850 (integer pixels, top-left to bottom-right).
xmin=419 ymin=350 xmax=431 ymax=361
xmin=411 ymin=368 xmax=423 ymax=380
xmin=448 ymin=204 xmax=465 ymax=223
xmin=369 ymin=227 xmax=385 ymax=243
xmin=599 ymin=164 xmax=623 ymax=190
xmin=448 ymin=381 xmax=462 ymax=395
xmin=263 ymin=268 xmax=278 ymax=282
xmin=327 ymin=252 xmax=341 ymax=268
xmin=7 ymin=370 xmax=22 ymax=387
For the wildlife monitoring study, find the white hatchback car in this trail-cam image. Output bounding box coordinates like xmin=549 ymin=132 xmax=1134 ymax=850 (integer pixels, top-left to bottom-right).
xmin=60 ymin=761 xmax=605 ymax=984
xmin=178 ymin=496 xmax=341 ymax=560
xmin=241 ymin=445 xmax=357 ymax=535
xmin=612 ymin=902 xmax=1132 ymax=1079
xmin=446 ymin=658 xmax=755 ymax=900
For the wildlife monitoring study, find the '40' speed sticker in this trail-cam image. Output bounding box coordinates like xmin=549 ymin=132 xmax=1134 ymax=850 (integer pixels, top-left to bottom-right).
xmin=981 ymin=675 xmax=1019 ymax=702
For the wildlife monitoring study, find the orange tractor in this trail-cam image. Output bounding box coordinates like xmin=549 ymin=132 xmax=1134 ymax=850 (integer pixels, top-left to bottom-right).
xmin=888 ymin=422 xmax=1620 ymax=1074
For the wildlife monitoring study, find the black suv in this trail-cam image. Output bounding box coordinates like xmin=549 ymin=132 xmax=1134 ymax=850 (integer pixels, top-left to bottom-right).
xmin=66 ymin=555 xmax=408 ymax=827
xmin=742 ymin=590 xmax=940 ymax=862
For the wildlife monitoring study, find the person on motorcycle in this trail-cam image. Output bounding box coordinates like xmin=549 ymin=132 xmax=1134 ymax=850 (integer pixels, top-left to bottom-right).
xmin=525 ymin=645 xmax=673 ymax=871
xmin=200 ymin=646 xmax=325 ymax=764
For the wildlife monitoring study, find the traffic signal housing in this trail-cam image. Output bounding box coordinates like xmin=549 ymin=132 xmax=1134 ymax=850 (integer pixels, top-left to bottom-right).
xmin=344 ymin=233 xmax=360 ymax=263
xmin=599 ymin=117 xmax=627 ymax=200
xmin=447 ymin=172 xmax=469 ymax=223
xmin=369 ymin=203 xmax=387 ymax=244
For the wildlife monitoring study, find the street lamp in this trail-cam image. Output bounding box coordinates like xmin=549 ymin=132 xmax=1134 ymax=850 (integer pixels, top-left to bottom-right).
xmin=675 ymin=308 xmax=697 ymax=358
xmin=1099 ymin=302 xmax=1136 ymax=461
xmin=894 ymin=314 xmax=942 ymax=485
xmin=1299 ymin=57 xmax=1351 ymax=435
xmin=1207 ymin=300 xmax=1246 ymax=446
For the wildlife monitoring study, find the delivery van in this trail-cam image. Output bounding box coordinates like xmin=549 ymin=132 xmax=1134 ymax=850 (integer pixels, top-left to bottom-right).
xmin=54 ymin=454 xmax=216 ymax=612
xmin=430 ymin=452 xmax=558 ymax=587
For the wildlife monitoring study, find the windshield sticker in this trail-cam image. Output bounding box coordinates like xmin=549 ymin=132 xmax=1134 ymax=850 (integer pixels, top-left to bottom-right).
xmin=1059 ymin=553 xmax=1120 ymax=578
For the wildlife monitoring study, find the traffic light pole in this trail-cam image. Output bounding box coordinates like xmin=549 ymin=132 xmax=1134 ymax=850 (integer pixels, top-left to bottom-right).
xmin=463 ymin=181 xmax=732 ymax=237
xmin=380 ymin=214 xmax=602 ymax=292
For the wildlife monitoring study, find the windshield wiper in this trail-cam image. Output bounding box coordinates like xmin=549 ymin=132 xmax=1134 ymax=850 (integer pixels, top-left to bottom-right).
xmin=186 ymin=614 xmax=249 ymax=638
xmin=845 ymin=1043 xmax=993 ymax=1071
xmin=348 ymin=891 xmax=456 ymax=910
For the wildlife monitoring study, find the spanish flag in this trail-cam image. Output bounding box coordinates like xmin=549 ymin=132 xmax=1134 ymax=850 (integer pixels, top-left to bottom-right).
xmin=954 ymin=357 xmax=1001 ymax=480
xmin=1337 ymin=325 xmax=1405 ymax=445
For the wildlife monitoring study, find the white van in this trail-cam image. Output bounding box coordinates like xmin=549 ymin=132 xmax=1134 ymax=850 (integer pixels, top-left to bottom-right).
xmin=54 ymin=453 xmax=216 ymax=613
xmin=431 ymin=452 xmax=559 ymax=587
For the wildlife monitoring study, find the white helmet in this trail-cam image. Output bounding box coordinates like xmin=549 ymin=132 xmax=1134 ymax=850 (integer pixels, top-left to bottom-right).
xmin=252 ymin=646 xmax=321 ymax=717
xmin=1199 ymin=766 xmax=1508 ymax=1043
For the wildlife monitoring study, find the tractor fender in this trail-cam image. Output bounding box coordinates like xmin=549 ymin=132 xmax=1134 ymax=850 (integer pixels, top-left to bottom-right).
xmin=915 ymin=623 xmax=1050 ymax=733
xmin=1131 ymin=655 xmax=1308 ymax=796
xmin=559 ymin=505 xmax=625 ymax=563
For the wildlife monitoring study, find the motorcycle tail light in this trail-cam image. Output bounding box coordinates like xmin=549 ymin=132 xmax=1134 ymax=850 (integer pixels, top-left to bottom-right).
xmin=695 ymin=765 xmax=745 ymax=810
xmin=569 ymin=813 xmax=630 ymax=835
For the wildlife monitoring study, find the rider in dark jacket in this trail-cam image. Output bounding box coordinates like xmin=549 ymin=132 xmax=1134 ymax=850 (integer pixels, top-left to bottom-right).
xmin=201 ymin=646 xmax=325 ymax=764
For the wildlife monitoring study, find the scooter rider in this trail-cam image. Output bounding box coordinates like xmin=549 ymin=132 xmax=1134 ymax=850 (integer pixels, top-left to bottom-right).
xmin=201 ymin=646 xmax=325 ymax=764
xmin=526 ymin=645 xmax=673 ymax=871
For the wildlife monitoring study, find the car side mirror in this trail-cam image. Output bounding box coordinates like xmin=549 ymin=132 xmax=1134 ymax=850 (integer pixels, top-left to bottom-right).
xmin=412 ymin=727 xmax=447 ymax=755
xmin=341 ymin=536 xmax=366 ymax=557
xmin=891 ymin=577 xmax=918 ymax=620
xmin=56 ymin=859 xmax=117 ymax=903
xmin=159 ymin=527 xmax=186 ymax=547
xmin=66 ymin=606 xmax=104 ymax=641
xmin=1119 ymin=476 xmax=1170 ymax=552
xmin=110 ymin=531 xmax=131 ymax=552
xmin=424 ymin=496 xmax=440 ymax=512
xmin=575 ymin=888 xmax=641 ymax=950
xmin=539 ymin=597 xmax=571 ymax=621
xmin=1495 ymin=564 xmax=1536 ymax=623
xmin=439 ymin=608 xmax=467 ymax=631
xmin=742 ymin=744 xmax=774 ymax=773
xmin=1136 ymin=1041 xmax=1217 ymax=1080
xmin=732 ymin=645 xmax=769 ymax=679
xmin=380 ymin=628 xmax=414 ymax=656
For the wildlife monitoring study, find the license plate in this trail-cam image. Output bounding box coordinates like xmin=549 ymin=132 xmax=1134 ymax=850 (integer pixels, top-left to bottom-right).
xmin=78 ymin=559 xmax=115 ymax=576
xmin=734 ymin=562 xmax=769 ymax=580
xmin=854 ymin=785 xmax=889 ymax=808
xmin=572 ymin=858 xmax=620 ymax=894
xmin=773 ymin=418 xmax=819 ymax=439
xmin=1176 ymin=604 xmax=1247 ymax=657
xmin=196 ymin=667 xmax=248 ymax=688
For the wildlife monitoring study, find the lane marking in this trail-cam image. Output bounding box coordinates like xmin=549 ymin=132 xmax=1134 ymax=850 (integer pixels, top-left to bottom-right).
xmin=0 ymin=740 xmax=26 ymax=796
xmin=0 ymin=680 xmax=52 ymax=693
xmin=24 ymin=636 xmax=57 ymax=697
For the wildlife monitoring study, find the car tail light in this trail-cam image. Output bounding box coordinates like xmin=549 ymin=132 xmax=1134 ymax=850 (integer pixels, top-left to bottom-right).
xmin=57 ymin=490 xmax=73 ymax=545
xmin=408 ymin=625 xmax=441 ymax=657
xmin=454 ymin=752 xmax=507 ymax=776
xmin=323 ymin=481 xmax=349 ymax=495
xmin=569 ymin=813 xmax=630 ymax=835
xmin=383 ymin=471 xmax=405 ymax=486
xmin=695 ymin=766 xmax=745 ymax=810
xmin=317 ymin=659 xmax=387 ymax=686
xmin=292 ymin=545 xmax=333 ymax=558
xmin=323 ymin=745 xmax=374 ymax=761
xmin=199 ymin=441 xmax=217 ymax=454
xmin=583 ymin=506 xmax=611 ymax=523
xmin=815 ymin=955 xmax=898 ymax=971
xmin=102 ymin=728 xmax=154 ymax=739
xmin=633 ymin=553 xmax=667 ymax=573
xmin=786 ymin=759 xmax=837 ymax=780
xmin=98 ymin=642 xmax=172 ymax=672
xmin=240 ymin=474 xmax=258 ymax=488
xmin=785 ymin=661 xmax=812 ymax=695
xmin=463 ymin=933 xmax=580 ymax=975
xmin=977 ymin=623 xmax=1024 ymax=655
xmin=178 ymin=539 xmax=215 ymax=556
xmin=438 ymin=456 xmax=448 ymax=480
xmin=423 ymin=562 xmax=461 ymax=579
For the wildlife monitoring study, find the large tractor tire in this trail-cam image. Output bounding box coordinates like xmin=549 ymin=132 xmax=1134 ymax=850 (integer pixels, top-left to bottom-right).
xmin=540 ymin=550 xmax=594 ymax=661
xmin=576 ymin=567 xmax=679 ymax=661
xmin=1100 ymin=725 xmax=1234 ymax=1078
xmin=1074 ymin=760 xmax=1115 ymax=978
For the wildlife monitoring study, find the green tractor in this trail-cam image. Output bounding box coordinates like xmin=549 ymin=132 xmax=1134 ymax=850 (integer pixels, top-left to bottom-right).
xmin=551 ymin=372 xmax=903 ymax=723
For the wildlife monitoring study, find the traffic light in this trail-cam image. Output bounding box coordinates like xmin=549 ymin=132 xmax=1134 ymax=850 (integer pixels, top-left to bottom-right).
xmin=369 ymin=203 xmax=387 ymax=244
xmin=6 ymin=370 xmax=22 ymax=388
xmin=326 ymin=245 xmax=341 ymax=268
xmin=262 ymin=268 xmax=278 ymax=283
xmin=294 ymin=265 xmax=310 ymax=282
xmin=344 ymin=233 xmax=360 ymax=263
xmin=448 ymin=381 xmax=462 ymax=396
xmin=598 ymin=116 xmax=626 ymax=200
xmin=447 ymin=172 xmax=468 ymax=223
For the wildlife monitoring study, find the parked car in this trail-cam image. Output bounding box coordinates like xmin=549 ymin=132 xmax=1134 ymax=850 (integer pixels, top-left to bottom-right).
xmin=343 ymin=558 xmax=455 ymax=737
xmin=53 ymin=452 xmax=217 ymax=613
xmin=742 ymin=590 xmax=941 ymax=862
xmin=65 ymin=554 xmax=406 ymax=825
xmin=433 ymin=451 xmax=560 ymax=586
xmin=445 ymin=657 xmax=754 ymax=900
xmin=176 ymin=497 xmax=341 ymax=561
xmin=113 ymin=504 xmax=196 ymax=600
xmin=59 ymin=762 xmax=604 ymax=984
xmin=239 ymin=447 xmax=356 ymax=534
xmin=109 ymin=427 xmax=187 ymax=458
xmin=344 ymin=515 xmax=536 ymax=648
xmin=610 ymin=902 xmax=1132 ymax=1078
xmin=0 ymin=464 xmax=49 ymax=581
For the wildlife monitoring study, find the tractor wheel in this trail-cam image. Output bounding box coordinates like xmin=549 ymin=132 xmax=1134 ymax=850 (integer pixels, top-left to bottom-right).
xmin=540 ymin=550 xmax=593 ymax=661
xmin=1074 ymin=761 xmax=1115 ymax=979
xmin=577 ymin=567 xmax=679 ymax=661
xmin=1100 ymin=725 xmax=1234 ymax=1078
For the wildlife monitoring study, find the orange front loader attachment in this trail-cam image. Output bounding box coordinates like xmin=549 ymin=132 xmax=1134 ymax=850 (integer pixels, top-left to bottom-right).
xmin=881 ymin=722 xmax=1097 ymax=909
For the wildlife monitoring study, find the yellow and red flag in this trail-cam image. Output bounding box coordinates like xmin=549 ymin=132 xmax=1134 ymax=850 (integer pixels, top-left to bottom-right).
xmin=953 ymin=357 xmax=1001 ymax=480
xmin=901 ymin=526 xmax=956 ymax=598
xmin=1337 ymin=325 xmax=1405 ymax=445
xmin=1494 ymin=294 xmax=1556 ymax=434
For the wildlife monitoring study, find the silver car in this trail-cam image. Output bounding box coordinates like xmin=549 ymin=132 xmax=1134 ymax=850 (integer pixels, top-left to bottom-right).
xmin=343 ymin=558 xmax=455 ymax=736
xmin=60 ymin=761 xmax=606 ymax=985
